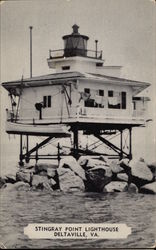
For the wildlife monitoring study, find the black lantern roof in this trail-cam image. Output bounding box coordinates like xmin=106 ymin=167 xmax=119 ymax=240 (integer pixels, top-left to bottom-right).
xmin=62 ymin=24 xmax=89 ymax=40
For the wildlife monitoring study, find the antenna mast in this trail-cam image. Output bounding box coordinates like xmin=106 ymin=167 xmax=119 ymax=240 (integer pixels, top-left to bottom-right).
xmin=29 ymin=26 xmax=33 ymax=78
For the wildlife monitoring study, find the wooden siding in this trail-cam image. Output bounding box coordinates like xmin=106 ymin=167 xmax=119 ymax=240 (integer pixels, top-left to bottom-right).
xmin=15 ymin=78 xmax=147 ymax=126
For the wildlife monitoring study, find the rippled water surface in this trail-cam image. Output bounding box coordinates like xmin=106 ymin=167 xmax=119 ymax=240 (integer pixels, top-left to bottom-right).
xmin=0 ymin=188 xmax=156 ymax=249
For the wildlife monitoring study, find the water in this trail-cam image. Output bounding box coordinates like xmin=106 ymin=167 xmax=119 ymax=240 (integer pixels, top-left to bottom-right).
xmin=0 ymin=188 xmax=156 ymax=249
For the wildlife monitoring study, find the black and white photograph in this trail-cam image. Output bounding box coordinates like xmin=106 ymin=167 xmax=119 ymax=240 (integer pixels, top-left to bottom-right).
xmin=0 ymin=0 xmax=156 ymax=249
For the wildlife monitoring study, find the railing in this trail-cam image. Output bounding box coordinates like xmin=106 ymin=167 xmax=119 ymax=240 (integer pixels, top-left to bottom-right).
xmin=6 ymin=106 xmax=146 ymax=124
xmin=77 ymin=106 xmax=146 ymax=120
xmin=48 ymin=49 xmax=103 ymax=60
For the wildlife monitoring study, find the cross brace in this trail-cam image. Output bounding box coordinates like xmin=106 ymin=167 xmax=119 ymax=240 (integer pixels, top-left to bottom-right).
xmin=23 ymin=136 xmax=53 ymax=160
xmin=94 ymin=133 xmax=129 ymax=157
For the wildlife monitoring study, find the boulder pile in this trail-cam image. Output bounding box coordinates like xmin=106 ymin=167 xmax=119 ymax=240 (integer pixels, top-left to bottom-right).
xmin=0 ymin=157 xmax=156 ymax=194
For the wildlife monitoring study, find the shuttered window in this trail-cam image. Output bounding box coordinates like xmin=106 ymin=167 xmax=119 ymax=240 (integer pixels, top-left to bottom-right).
xmin=43 ymin=96 xmax=47 ymax=108
xmin=48 ymin=96 xmax=51 ymax=107
xmin=121 ymin=92 xmax=126 ymax=109
xmin=43 ymin=95 xmax=51 ymax=108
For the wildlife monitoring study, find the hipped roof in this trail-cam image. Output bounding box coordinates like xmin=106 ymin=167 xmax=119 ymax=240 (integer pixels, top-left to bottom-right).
xmin=2 ymin=71 xmax=150 ymax=95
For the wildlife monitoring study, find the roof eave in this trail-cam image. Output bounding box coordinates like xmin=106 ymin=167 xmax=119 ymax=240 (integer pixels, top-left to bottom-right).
xmin=1 ymin=72 xmax=84 ymax=90
xmin=79 ymin=75 xmax=150 ymax=88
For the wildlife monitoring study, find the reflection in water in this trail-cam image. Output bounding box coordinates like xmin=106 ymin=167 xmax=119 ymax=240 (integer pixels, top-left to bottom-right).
xmin=0 ymin=189 xmax=156 ymax=249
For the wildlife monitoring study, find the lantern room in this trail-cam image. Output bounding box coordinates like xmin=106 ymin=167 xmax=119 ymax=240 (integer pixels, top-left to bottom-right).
xmin=62 ymin=24 xmax=89 ymax=57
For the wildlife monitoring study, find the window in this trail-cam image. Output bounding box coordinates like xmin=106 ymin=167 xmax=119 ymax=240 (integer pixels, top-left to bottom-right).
xmin=83 ymin=88 xmax=105 ymax=108
xmin=84 ymin=88 xmax=94 ymax=107
xmin=43 ymin=96 xmax=46 ymax=107
xmin=108 ymin=90 xmax=120 ymax=109
xmin=43 ymin=95 xmax=51 ymax=108
xmin=96 ymin=62 xmax=103 ymax=67
xmin=62 ymin=66 xmax=70 ymax=70
xmin=133 ymin=101 xmax=136 ymax=110
xmin=99 ymin=89 xmax=104 ymax=96
xmin=85 ymin=99 xmax=95 ymax=107
xmin=121 ymin=92 xmax=126 ymax=109
xmin=108 ymin=90 xmax=113 ymax=97
xmin=84 ymin=88 xmax=90 ymax=94
xmin=48 ymin=96 xmax=51 ymax=107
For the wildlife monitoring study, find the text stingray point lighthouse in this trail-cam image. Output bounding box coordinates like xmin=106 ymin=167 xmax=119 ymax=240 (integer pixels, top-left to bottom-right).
xmin=2 ymin=24 xmax=151 ymax=166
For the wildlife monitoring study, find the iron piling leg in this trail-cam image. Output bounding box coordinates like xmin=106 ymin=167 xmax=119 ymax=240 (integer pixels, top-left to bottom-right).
xmin=25 ymin=135 xmax=30 ymax=163
xmin=57 ymin=142 xmax=61 ymax=165
xmin=120 ymin=130 xmax=123 ymax=160
xmin=73 ymin=126 xmax=79 ymax=159
xmin=35 ymin=143 xmax=38 ymax=163
xmin=19 ymin=134 xmax=24 ymax=166
xmin=129 ymin=127 xmax=132 ymax=160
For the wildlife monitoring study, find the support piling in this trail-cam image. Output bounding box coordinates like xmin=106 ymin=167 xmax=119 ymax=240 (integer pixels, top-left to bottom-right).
xmin=19 ymin=135 xmax=24 ymax=166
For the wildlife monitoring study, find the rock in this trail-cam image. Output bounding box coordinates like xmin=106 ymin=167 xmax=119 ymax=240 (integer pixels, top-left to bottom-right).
xmin=14 ymin=181 xmax=30 ymax=191
xmin=78 ymin=157 xmax=112 ymax=192
xmin=47 ymin=168 xmax=57 ymax=178
xmin=35 ymin=163 xmax=58 ymax=174
xmin=79 ymin=157 xmax=110 ymax=173
xmin=39 ymin=182 xmax=53 ymax=191
xmin=24 ymin=163 xmax=35 ymax=169
xmin=130 ymin=160 xmax=153 ymax=181
xmin=140 ymin=182 xmax=156 ymax=194
xmin=5 ymin=174 xmax=16 ymax=184
xmin=3 ymin=183 xmax=15 ymax=191
xmin=58 ymin=167 xmax=85 ymax=192
xmin=129 ymin=159 xmax=153 ymax=188
xmin=51 ymin=171 xmax=60 ymax=190
xmin=127 ymin=183 xmax=138 ymax=193
xmin=147 ymin=162 xmax=156 ymax=180
xmin=120 ymin=159 xmax=154 ymax=188
xmin=49 ymin=178 xmax=56 ymax=186
xmin=4 ymin=182 xmax=30 ymax=191
xmin=59 ymin=157 xmax=86 ymax=180
xmin=19 ymin=166 xmax=36 ymax=174
xmin=86 ymin=158 xmax=109 ymax=168
xmin=104 ymin=181 xmax=128 ymax=192
xmin=120 ymin=159 xmax=131 ymax=173
xmin=84 ymin=167 xmax=112 ymax=192
xmin=16 ymin=171 xmax=31 ymax=183
xmin=110 ymin=160 xmax=123 ymax=174
xmin=0 ymin=177 xmax=6 ymax=188
xmin=117 ymin=173 xmax=128 ymax=182
xmin=91 ymin=165 xmax=112 ymax=177
xmin=78 ymin=156 xmax=90 ymax=167
xmin=32 ymin=175 xmax=51 ymax=189
xmin=38 ymin=171 xmax=47 ymax=176
xmin=32 ymin=175 xmax=48 ymax=186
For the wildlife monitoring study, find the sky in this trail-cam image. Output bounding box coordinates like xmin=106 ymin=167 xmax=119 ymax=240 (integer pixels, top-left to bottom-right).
xmin=0 ymin=0 xmax=156 ymax=173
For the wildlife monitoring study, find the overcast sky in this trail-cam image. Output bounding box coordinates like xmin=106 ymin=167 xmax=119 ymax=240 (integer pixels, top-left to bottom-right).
xmin=0 ymin=0 xmax=156 ymax=166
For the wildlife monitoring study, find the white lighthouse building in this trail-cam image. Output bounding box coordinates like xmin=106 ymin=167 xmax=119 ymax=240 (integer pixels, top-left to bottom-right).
xmin=2 ymin=24 xmax=150 ymax=165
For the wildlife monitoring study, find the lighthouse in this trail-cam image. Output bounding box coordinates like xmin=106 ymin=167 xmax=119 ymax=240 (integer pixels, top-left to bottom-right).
xmin=2 ymin=25 xmax=150 ymax=166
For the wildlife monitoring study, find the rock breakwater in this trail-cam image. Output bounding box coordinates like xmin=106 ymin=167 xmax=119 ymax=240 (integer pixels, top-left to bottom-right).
xmin=0 ymin=157 xmax=156 ymax=194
